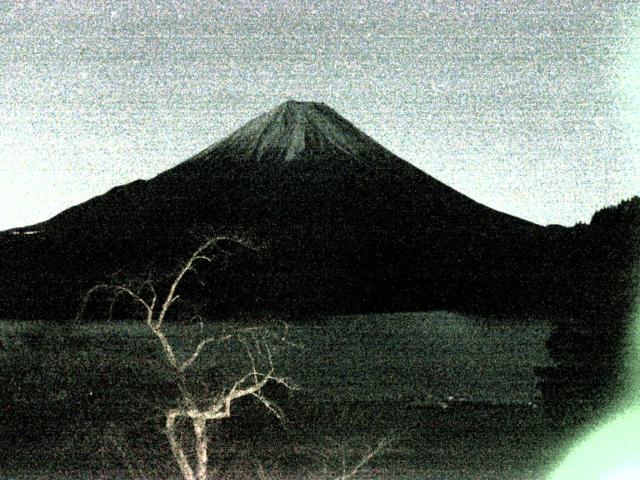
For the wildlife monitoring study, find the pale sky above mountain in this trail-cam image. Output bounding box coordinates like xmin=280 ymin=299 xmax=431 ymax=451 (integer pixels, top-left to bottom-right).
xmin=1 ymin=0 xmax=639 ymax=230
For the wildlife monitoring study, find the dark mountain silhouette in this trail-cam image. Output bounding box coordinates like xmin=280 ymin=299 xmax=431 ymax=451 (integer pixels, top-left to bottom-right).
xmin=0 ymin=101 xmax=629 ymax=325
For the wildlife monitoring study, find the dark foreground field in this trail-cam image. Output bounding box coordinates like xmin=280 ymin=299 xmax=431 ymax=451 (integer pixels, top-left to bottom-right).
xmin=0 ymin=313 xmax=568 ymax=479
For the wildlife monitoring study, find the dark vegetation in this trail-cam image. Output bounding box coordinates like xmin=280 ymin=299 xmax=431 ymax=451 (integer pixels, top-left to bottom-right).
xmin=536 ymin=196 xmax=640 ymax=425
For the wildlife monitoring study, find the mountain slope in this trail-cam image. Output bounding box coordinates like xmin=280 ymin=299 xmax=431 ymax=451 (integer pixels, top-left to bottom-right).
xmin=1 ymin=101 xmax=547 ymax=319
xmin=41 ymin=101 xmax=534 ymax=232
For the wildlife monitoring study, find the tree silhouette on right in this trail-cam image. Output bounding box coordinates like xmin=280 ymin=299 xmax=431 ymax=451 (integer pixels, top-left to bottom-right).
xmin=537 ymin=197 xmax=640 ymax=425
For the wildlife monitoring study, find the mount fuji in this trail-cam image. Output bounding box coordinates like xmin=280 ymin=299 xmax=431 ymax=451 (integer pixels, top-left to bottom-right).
xmin=1 ymin=101 xmax=550 ymax=319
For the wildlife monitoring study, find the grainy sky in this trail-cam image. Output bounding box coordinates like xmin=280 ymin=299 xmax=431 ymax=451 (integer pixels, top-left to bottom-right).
xmin=1 ymin=0 xmax=639 ymax=230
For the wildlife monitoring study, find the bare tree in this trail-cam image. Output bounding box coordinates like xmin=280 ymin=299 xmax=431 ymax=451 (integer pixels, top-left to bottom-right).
xmin=79 ymin=236 xmax=295 ymax=480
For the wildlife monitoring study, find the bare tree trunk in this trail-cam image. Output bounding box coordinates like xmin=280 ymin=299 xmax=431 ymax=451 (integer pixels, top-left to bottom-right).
xmin=167 ymin=412 xmax=195 ymax=480
xmin=193 ymin=416 xmax=208 ymax=480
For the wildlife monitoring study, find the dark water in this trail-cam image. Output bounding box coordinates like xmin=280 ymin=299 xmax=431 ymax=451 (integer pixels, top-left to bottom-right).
xmin=282 ymin=312 xmax=551 ymax=404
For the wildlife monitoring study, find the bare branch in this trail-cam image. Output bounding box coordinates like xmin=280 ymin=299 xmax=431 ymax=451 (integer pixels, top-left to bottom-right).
xmin=264 ymin=339 xmax=274 ymax=369
xmin=77 ymin=283 xmax=154 ymax=321
xmin=114 ymin=285 xmax=153 ymax=318
xmin=333 ymin=438 xmax=388 ymax=480
xmin=149 ymin=325 xmax=180 ymax=372
xmin=226 ymin=370 xmax=273 ymax=403
xmin=252 ymin=391 xmax=286 ymax=423
xmin=268 ymin=373 xmax=298 ymax=392
xmin=180 ymin=334 xmax=233 ymax=372
xmin=191 ymin=255 xmax=213 ymax=264
xmin=77 ymin=284 xmax=110 ymax=321
xmin=240 ymin=334 xmax=260 ymax=382
xmin=156 ymin=236 xmax=240 ymax=328
xmin=106 ymin=289 xmax=125 ymax=321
